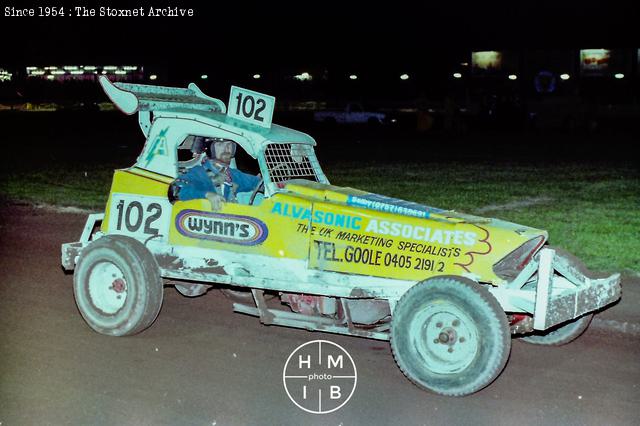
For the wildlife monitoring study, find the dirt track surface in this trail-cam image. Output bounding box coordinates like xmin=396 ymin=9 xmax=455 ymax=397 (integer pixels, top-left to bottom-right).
xmin=1 ymin=204 xmax=639 ymax=426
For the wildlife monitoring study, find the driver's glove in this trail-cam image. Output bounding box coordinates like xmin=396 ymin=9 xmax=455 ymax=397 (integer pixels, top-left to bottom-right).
xmin=205 ymin=192 xmax=225 ymax=211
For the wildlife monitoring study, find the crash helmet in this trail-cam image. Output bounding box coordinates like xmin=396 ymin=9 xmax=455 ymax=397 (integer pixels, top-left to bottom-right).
xmin=205 ymin=137 xmax=237 ymax=160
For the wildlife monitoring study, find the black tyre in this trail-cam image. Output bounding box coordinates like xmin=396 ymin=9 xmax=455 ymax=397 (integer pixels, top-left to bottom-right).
xmin=520 ymin=314 xmax=593 ymax=346
xmin=220 ymin=288 xmax=255 ymax=303
xmin=219 ymin=287 xmax=277 ymax=304
xmin=175 ymin=283 xmax=210 ymax=297
xmin=73 ymin=235 xmax=163 ymax=336
xmin=391 ymin=276 xmax=511 ymax=396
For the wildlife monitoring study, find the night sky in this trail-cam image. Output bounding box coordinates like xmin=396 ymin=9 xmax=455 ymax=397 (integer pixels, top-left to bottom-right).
xmin=1 ymin=1 xmax=638 ymax=70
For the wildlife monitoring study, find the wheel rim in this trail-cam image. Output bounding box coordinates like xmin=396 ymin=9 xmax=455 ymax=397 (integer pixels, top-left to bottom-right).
xmin=410 ymin=302 xmax=479 ymax=374
xmin=87 ymin=261 xmax=128 ymax=314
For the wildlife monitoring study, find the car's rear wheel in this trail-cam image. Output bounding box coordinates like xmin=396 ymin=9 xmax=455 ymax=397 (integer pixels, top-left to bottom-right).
xmin=391 ymin=276 xmax=511 ymax=396
xmin=520 ymin=314 xmax=593 ymax=346
xmin=73 ymin=235 xmax=163 ymax=336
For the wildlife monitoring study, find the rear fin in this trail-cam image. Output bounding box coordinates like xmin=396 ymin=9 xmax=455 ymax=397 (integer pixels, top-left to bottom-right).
xmin=99 ymin=75 xmax=226 ymax=115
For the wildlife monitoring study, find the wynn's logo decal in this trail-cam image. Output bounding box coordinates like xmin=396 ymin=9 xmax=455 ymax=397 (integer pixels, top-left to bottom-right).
xmin=176 ymin=210 xmax=268 ymax=245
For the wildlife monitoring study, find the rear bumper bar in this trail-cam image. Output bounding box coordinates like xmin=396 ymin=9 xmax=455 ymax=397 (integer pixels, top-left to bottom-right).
xmin=60 ymin=213 xmax=104 ymax=271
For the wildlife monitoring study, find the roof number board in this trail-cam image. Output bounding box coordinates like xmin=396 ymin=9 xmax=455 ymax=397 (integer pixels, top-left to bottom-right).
xmin=228 ymin=86 xmax=275 ymax=129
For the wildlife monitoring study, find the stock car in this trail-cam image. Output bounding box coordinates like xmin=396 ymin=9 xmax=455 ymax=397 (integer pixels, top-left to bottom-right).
xmin=61 ymin=76 xmax=621 ymax=396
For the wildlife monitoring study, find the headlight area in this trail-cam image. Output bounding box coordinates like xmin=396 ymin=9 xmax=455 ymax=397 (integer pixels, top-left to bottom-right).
xmin=492 ymin=236 xmax=546 ymax=282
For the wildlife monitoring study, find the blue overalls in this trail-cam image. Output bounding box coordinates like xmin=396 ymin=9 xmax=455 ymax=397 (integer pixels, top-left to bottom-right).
xmin=175 ymin=159 xmax=261 ymax=202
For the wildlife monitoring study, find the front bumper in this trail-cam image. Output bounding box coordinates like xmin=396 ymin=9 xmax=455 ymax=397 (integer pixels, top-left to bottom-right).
xmin=533 ymin=248 xmax=621 ymax=330
xmin=490 ymin=247 xmax=621 ymax=330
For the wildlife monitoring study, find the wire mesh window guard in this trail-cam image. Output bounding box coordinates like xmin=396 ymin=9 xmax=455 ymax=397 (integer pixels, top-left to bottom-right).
xmin=264 ymin=143 xmax=321 ymax=183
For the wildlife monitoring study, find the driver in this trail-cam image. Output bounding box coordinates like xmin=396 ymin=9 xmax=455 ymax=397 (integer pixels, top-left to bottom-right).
xmin=173 ymin=138 xmax=261 ymax=210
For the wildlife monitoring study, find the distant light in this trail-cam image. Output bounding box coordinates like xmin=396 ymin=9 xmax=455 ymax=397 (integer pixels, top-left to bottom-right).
xmin=614 ymin=73 xmax=625 ymax=79
xmin=70 ymin=70 xmax=85 ymax=75
xmin=115 ymin=70 xmax=126 ymax=75
xmin=560 ymin=73 xmax=570 ymax=80
xmin=349 ymin=74 xmax=358 ymax=80
xmin=46 ymin=75 xmax=55 ymax=80
xmin=44 ymin=66 xmax=58 ymax=70
xmin=253 ymin=74 xmax=261 ymax=79
xmin=26 ymin=68 xmax=45 ymax=76
xmin=293 ymin=72 xmax=312 ymax=81
xmin=400 ymin=73 xmax=409 ymax=80
xmin=64 ymin=65 xmax=78 ymax=70
xmin=0 ymin=69 xmax=12 ymax=82
xmin=580 ymin=49 xmax=610 ymax=73
xmin=123 ymin=66 xmax=138 ymax=71
xmin=103 ymin=66 xmax=118 ymax=70
xmin=201 ymin=74 xmax=208 ymax=79
xmin=453 ymin=72 xmax=462 ymax=79
xmin=149 ymin=74 xmax=158 ymax=81
xmin=83 ymin=66 xmax=96 ymax=71
xmin=391 ymin=118 xmax=397 ymax=123
xmin=508 ymin=74 xmax=518 ymax=80
xmin=101 ymin=70 xmax=108 ymax=75
xmin=51 ymin=70 xmax=66 ymax=75
xmin=472 ymin=51 xmax=503 ymax=71
xmin=460 ymin=62 xmax=469 ymax=67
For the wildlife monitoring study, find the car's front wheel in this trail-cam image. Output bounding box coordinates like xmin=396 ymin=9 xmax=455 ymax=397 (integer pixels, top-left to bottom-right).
xmin=73 ymin=235 xmax=163 ymax=336
xmin=391 ymin=276 xmax=511 ymax=396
